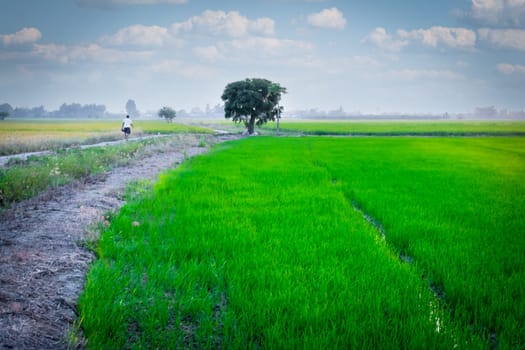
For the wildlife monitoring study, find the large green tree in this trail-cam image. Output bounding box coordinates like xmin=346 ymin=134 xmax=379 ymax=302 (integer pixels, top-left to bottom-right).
xmin=221 ymin=78 xmax=286 ymax=135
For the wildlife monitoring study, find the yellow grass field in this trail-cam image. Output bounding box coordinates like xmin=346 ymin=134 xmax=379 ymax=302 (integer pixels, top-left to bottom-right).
xmin=0 ymin=119 xmax=212 ymax=155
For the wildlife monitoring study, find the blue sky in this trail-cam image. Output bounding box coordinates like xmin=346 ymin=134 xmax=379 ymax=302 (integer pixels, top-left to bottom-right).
xmin=1 ymin=0 xmax=524 ymax=114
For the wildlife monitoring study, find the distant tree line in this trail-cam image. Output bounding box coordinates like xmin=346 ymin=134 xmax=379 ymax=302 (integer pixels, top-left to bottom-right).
xmin=287 ymin=106 xmax=525 ymax=120
xmin=0 ymin=100 xmax=228 ymax=120
xmin=172 ymin=103 xmax=225 ymax=119
xmin=0 ymin=102 xmax=109 ymax=119
xmin=2 ymin=101 xmax=524 ymax=121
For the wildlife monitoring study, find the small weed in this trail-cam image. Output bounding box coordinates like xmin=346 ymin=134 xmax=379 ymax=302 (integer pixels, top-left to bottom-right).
xmin=66 ymin=318 xmax=87 ymax=350
xmin=125 ymin=179 xmax=153 ymax=202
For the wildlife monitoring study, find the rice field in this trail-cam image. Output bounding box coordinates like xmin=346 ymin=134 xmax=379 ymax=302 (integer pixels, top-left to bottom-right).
xmin=0 ymin=119 xmax=211 ymax=155
xmin=79 ymin=135 xmax=525 ymax=349
xmin=266 ymin=120 xmax=525 ymax=135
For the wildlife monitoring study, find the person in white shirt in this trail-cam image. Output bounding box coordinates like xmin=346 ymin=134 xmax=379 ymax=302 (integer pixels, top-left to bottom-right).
xmin=121 ymin=115 xmax=133 ymax=140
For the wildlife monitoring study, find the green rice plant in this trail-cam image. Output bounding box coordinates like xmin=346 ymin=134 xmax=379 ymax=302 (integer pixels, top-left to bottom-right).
xmin=80 ymin=137 xmax=506 ymax=348
xmin=266 ymin=120 xmax=525 ymax=136
xmin=305 ymin=137 xmax=525 ymax=348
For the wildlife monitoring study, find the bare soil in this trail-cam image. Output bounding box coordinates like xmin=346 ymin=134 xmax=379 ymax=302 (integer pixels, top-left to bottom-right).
xmin=0 ymin=134 xmax=240 ymax=349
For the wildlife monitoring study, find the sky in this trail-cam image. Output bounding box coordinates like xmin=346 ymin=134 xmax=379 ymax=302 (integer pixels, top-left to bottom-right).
xmin=1 ymin=0 xmax=524 ymax=115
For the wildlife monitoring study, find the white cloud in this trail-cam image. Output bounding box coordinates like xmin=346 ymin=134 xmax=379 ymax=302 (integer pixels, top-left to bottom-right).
xmin=116 ymin=0 xmax=185 ymax=3
xmin=76 ymin=0 xmax=186 ymax=7
xmin=398 ymin=27 xmax=476 ymax=50
xmin=32 ymin=43 xmax=69 ymax=63
xmin=307 ymin=7 xmax=347 ymax=30
xmin=497 ymin=63 xmax=525 ymax=74
xmin=192 ymin=45 xmax=222 ymax=62
xmin=469 ymin=0 xmax=525 ymax=26
xmin=1 ymin=27 xmax=42 ymax=46
xmin=189 ymin=37 xmax=312 ymax=67
xmin=352 ymin=55 xmax=382 ymax=67
xmin=149 ymin=59 xmax=220 ymax=78
xmin=363 ymin=27 xmax=408 ymax=52
xmin=172 ymin=10 xmax=275 ymax=38
xmin=224 ymin=37 xmax=313 ymax=57
xmin=386 ymin=69 xmax=462 ymax=81
xmin=68 ymin=44 xmax=135 ymax=63
xmin=33 ymin=43 xmax=152 ymax=64
xmin=101 ymin=25 xmax=171 ymax=46
xmin=365 ymin=26 xmax=476 ymax=52
xmin=478 ymin=28 xmax=525 ymax=50
xmin=249 ymin=18 xmax=276 ymax=36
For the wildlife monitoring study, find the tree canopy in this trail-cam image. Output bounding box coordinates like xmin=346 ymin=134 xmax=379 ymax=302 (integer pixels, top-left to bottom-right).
xmin=221 ymin=78 xmax=286 ymax=135
xmin=158 ymin=106 xmax=176 ymax=122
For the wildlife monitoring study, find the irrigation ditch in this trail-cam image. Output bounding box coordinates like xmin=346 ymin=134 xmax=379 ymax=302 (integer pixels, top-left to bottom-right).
xmin=0 ymin=133 xmax=241 ymax=349
xmin=350 ymin=198 xmax=499 ymax=350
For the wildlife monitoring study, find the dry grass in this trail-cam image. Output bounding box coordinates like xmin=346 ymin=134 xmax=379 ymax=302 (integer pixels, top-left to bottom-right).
xmin=0 ymin=120 xmax=125 ymax=155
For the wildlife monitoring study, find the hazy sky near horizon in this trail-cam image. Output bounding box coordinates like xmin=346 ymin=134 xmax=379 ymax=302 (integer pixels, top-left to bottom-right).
xmin=1 ymin=0 xmax=524 ymax=114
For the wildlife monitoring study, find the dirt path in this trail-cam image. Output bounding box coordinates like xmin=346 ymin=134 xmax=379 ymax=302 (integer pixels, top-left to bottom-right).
xmin=0 ymin=134 xmax=239 ymax=349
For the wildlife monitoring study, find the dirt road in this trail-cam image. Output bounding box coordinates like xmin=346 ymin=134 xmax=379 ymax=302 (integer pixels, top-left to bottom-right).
xmin=0 ymin=134 xmax=238 ymax=349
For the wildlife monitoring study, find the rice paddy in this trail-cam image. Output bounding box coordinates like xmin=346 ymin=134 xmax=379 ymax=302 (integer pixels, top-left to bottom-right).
xmin=267 ymin=120 xmax=525 ymax=135
xmin=79 ymin=133 xmax=524 ymax=348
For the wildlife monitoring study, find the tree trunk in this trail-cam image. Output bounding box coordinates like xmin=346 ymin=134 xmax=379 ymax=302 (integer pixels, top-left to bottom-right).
xmin=247 ymin=115 xmax=256 ymax=135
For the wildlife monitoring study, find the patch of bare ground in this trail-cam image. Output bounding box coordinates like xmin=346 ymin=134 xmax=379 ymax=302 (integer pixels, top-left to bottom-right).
xmin=0 ymin=133 xmax=240 ymax=349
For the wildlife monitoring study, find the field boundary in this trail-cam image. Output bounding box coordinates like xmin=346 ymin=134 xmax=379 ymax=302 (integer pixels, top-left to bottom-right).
xmin=0 ymin=134 xmax=171 ymax=167
xmin=0 ymin=134 xmax=241 ymax=349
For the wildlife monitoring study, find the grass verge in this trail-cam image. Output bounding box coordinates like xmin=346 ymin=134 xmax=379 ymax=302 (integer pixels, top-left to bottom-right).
xmin=0 ymin=134 xmax=207 ymax=209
